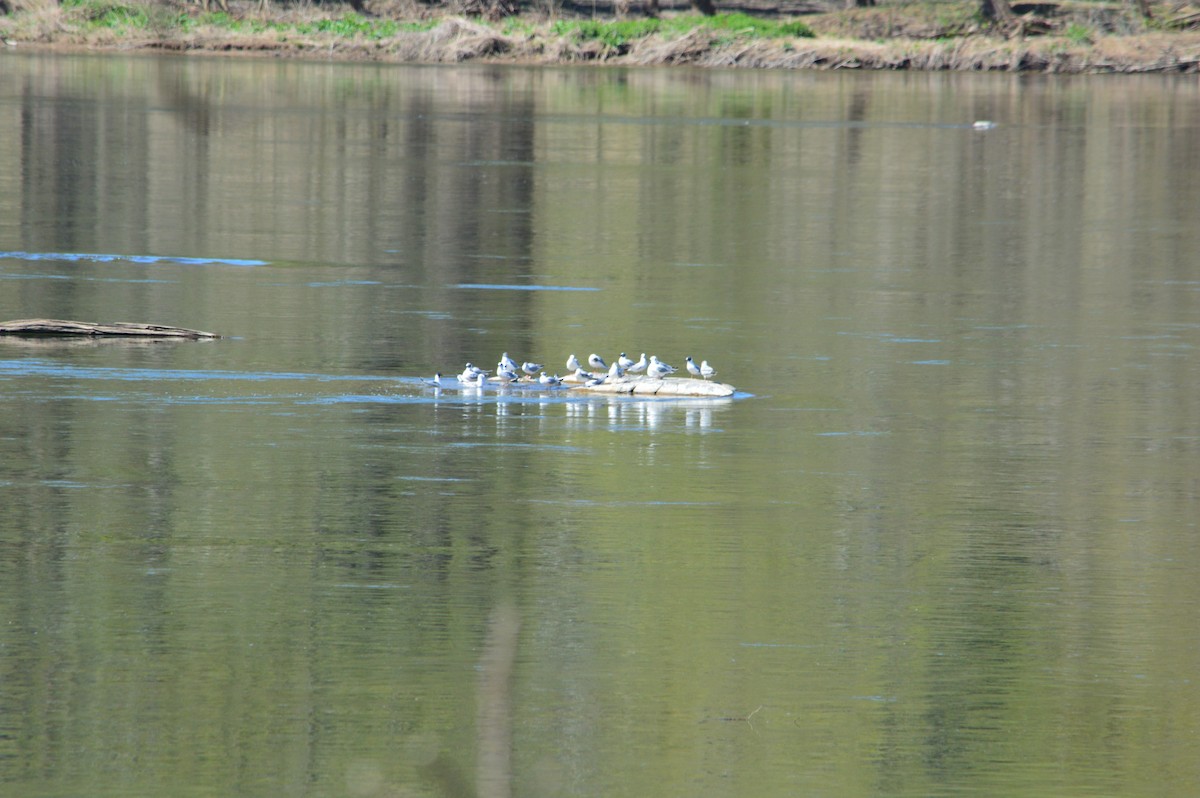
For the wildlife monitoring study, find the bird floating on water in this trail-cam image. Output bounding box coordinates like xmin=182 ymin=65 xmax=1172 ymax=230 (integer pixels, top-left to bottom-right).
xmin=426 ymin=373 xmax=444 ymax=388
xmin=588 ymin=353 xmax=607 ymax=371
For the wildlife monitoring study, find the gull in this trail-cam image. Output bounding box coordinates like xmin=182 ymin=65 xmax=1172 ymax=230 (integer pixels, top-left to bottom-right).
xmin=626 ymin=353 xmax=647 ymax=374
xmin=617 ymin=352 xmax=635 ymax=370
xmin=608 ymin=361 xmax=625 ymax=379
xmin=685 ymin=357 xmax=702 ymax=378
xmin=648 ymin=355 xmax=676 ymax=375
xmin=464 ymin=362 xmax=490 ymax=376
xmin=585 ymin=376 xmax=606 ymax=387
xmin=521 ymin=361 xmax=544 ymax=378
xmin=539 ymin=373 xmax=563 ymax=387
xmin=588 ymin=353 xmax=607 ymax=371
xmin=462 ymin=371 xmax=487 ymax=389
xmin=574 ymin=367 xmax=596 ymax=381
xmin=566 ymin=354 xmax=581 ymax=372
xmin=646 ymin=356 xmax=676 ymax=380
xmin=426 ymin=373 xmax=444 ymax=388
xmin=646 ymin=361 xmax=671 ymax=379
xmin=499 ymin=352 xmax=519 ymax=373
xmin=496 ymin=367 xmax=521 ymax=384
xmin=458 ymin=368 xmax=481 ymax=384
xmin=700 ymin=360 xmax=716 ymax=380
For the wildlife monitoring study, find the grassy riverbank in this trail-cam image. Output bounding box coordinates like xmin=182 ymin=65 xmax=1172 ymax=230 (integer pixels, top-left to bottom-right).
xmin=2 ymin=0 xmax=1198 ymax=71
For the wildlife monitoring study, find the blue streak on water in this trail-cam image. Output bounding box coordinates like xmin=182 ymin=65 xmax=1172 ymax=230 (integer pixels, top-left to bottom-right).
xmin=453 ymin=283 xmax=601 ymax=292
xmin=0 ymin=272 xmax=178 ymax=285
xmin=0 ymin=251 xmax=268 ymax=267
xmin=0 ymin=360 xmax=372 ymax=383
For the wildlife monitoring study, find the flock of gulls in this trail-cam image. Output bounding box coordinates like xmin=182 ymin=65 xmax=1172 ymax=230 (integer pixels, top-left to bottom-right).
xmin=427 ymin=351 xmax=717 ymax=390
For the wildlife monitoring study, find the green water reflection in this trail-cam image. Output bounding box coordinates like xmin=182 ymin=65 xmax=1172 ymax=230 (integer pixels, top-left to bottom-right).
xmin=1 ymin=55 xmax=1199 ymax=797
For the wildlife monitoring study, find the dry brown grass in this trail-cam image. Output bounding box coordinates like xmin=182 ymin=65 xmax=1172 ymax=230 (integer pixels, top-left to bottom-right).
xmin=386 ymin=16 xmax=511 ymax=60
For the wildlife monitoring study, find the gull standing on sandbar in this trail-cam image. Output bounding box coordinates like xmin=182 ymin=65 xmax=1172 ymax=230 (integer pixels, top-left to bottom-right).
xmin=566 ymin=354 xmax=581 ymax=372
xmin=685 ymin=357 xmax=702 ymax=378
xmin=700 ymin=360 xmax=716 ymax=380
xmin=588 ymin=353 xmax=607 ymax=371
xmin=626 ymin=353 xmax=647 ymax=374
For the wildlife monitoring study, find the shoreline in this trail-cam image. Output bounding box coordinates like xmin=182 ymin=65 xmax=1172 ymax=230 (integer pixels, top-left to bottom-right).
xmin=2 ymin=2 xmax=1199 ymax=72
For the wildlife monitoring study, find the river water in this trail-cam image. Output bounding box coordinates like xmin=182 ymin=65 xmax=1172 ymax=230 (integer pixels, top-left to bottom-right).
xmin=1 ymin=52 xmax=1198 ymax=797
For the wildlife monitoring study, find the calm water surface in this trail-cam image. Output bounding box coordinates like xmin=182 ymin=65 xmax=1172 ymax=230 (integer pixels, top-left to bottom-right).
xmin=1 ymin=53 xmax=1199 ymax=797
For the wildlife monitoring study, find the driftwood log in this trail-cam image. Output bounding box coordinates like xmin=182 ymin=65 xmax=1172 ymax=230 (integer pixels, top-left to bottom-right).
xmin=569 ymin=376 xmax=736 ymax=397
xmin=0 ymin=318 xmax=219 ymax=339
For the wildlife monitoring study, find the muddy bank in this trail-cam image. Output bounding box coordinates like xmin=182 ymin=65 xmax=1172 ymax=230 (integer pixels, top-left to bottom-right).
xmin=2 ymin=1 xmax=1198 ymax=72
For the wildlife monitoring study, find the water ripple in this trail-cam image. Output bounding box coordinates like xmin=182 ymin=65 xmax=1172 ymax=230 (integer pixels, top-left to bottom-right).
xmin=0 ymin=250 xmax=267 ymax=267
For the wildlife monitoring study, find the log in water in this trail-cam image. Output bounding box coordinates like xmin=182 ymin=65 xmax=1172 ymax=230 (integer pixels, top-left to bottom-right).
xmin=0 ymin=318 xmax=220 ymax=339
xmin=569 ymin=376 xmax=736 ymax=397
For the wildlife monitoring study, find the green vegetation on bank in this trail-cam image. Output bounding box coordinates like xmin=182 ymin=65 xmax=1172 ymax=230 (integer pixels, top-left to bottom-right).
xmin=63 ymin=0 xmax=153 ymax=29
xmin=53 ymin=1 xmax=813 ymax=43
xmin=60 ymin=0 xmax=438 ymax=39
xmin=551 ymin=13 xmax=815 ymax=48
